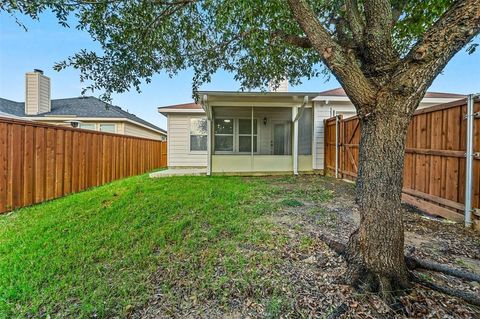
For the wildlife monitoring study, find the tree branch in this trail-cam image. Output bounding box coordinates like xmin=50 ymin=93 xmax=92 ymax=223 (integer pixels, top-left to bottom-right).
xmin=394 ymin=0 xmax=480 ymax=112
xmin=271 ymin=30 xmax=312 ymax=48
xmin=345 ymin=0 xmax=364 ymax=42
xmin=363 ymin=0 xmax=398 ymax=69
xmin=286 ymin=0 xmax=375 ymax=107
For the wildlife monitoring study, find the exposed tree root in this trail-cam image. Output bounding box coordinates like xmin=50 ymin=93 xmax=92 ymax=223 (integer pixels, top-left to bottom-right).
xmin=317 ymin=234 xmax=480 ymax=306
xmin=413 ymin=275 xmax=480 ymax=307
xmin=406 ymin=257 xmax=480 ymax=282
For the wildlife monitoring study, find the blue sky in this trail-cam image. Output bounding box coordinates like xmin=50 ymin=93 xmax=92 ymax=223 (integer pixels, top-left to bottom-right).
xmin=1 ymin=11 xmax=479 ymax=130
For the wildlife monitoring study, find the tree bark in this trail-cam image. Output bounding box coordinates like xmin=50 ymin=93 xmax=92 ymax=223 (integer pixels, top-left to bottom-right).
xmin=344 ymin=98 xmax=415 ymax=300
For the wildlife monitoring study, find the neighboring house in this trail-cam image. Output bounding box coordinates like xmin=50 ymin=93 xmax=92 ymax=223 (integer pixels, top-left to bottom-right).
xmin=0 ymin=70 xmax=167 ymax=140
xmin=159 ymin=86 xmax=464 ymax=175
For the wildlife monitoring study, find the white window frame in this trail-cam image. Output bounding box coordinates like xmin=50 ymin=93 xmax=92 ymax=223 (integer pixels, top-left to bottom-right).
xmin=189 ymin=117 xmax=208 ymax=153
xmin=237 ymin=118 xmax=258 ymax=154
xmin=214 ymin=117 xmax=235 ymax=154
xmin=99 ymin=123 xmax=116 ymax=133
xmin=79 ymin=123 xmax=96 ymax=131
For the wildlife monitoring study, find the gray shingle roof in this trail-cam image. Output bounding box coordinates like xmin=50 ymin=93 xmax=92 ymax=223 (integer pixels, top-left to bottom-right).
xmin=0 ymin=96 xmax=165 ymax=133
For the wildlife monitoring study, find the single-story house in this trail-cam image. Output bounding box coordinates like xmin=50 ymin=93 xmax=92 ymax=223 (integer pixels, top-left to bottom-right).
xmin=0 ymin=70 xmax=167 ymax=140
xmin=159 ymin=87 xmax=464 ymax=175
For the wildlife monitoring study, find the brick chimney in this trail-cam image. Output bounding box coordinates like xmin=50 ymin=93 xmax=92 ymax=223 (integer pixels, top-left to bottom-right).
xmin=25 ymin=69 xmax=51 ymax=115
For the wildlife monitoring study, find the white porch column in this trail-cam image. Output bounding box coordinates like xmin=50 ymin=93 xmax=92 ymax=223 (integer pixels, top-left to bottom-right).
xmin=292 ymin=106 xmax=299 ymax=175
xmin=202 ymin=94 xmax=213 ymax=176
xmin=207 ymin=119 xmax=212 ymax=176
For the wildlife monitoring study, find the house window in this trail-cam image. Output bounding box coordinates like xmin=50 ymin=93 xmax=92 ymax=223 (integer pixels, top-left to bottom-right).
xmin=79 ymin=123 xmax=96 ymax=131
xmin=238 ymin=119 xmax=257 ymax=152
xmin=190 ymin=118 xmax=207 ymax=151
xmin=99 ymin=123 xmax=116 ymax=133
xmin=214 ymin=119 xmax=234 ymax=152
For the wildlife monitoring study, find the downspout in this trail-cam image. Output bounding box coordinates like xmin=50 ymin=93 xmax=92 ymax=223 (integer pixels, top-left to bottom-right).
xmin=464 ymin=94 xmax=479 ymax=227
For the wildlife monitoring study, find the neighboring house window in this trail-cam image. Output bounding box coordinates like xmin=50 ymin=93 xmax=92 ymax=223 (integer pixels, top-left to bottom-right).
xmin=238 ymin=119 xmax=257 ymax=152
xmin=214 ymin=119 xmax=234 ymax=152
xmin=79 ymin=123 xmax=96 ymax=131
xmin=190 ymin=118 xmax=207 ymax=151
xmin=99 ymin=123 xmax=116 ymax=133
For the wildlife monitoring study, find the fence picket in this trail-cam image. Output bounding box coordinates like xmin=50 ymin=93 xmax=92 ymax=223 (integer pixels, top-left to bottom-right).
xmin=324 ymin=99 xmax=479 ymax=224
xmin=0 ymin=117 xmax=167 ymax=214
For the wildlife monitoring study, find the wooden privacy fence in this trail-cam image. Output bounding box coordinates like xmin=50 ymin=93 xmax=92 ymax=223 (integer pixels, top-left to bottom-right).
xmin=325 ymin=98 xmax=480 ymax=226
xmin=0 ymin=117 xmax=167 ymax=214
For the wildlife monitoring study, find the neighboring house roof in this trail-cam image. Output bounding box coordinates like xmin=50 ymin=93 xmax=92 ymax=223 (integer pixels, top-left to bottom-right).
xmin=315 ymin=87 xmax=466 ymax=99
xmin=0 ymin=110 xmax=27 ymax=120
xmin=158 ymin=102 xmax=202 ymax=110
xmin=158 ymin=102 xmax=205 ymax=115
xmin=0 ymin=96 xmax=166 ymax=134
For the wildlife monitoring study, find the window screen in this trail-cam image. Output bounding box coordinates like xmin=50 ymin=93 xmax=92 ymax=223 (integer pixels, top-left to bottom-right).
xmin=190 ymin=118 xmax=208 ymax=151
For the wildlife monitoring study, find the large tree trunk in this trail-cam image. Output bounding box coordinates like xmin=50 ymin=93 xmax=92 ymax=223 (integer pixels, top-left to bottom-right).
xmin=345 ymin=98 xmax=416 ymax=300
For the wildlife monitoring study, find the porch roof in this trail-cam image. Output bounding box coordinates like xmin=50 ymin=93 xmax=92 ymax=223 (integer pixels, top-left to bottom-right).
xmin=197 ymin=91 xmax=318 ymax=109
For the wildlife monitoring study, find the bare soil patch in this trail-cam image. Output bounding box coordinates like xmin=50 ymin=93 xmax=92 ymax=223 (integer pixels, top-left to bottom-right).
xmin=135 ymin=175 xmax=480 ymax=318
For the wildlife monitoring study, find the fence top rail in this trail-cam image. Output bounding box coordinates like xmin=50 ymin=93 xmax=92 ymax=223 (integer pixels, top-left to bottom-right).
xmin=413 ymin=98 xmax=469 ymax=115
xmin=0 ymin=116 xmax=166 ymax=143
xmin=324 ymin=97 xmax=472 ymax=123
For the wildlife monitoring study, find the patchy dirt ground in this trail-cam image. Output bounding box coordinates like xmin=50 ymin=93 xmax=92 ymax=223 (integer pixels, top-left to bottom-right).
xmin=134 ymin=175 xmax=480 ymax=319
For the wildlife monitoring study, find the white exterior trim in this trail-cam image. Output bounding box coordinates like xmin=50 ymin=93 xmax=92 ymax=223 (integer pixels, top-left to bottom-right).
xmin=312 ymin=95 xmax=463 ymax=105
xmin=158 ymin=108 xmax=206 ymax=114
xmin=25 ymin=116 xmax=166 ymax=136
xmin=292 ymin=106 xmax=299 ymax=175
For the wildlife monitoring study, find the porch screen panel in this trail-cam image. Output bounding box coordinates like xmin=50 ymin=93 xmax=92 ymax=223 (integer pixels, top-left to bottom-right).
xmin=298 ymin=108 xmax=312 ymax=155
xmin=214 ymin=119 xmax=234 ymax=151
xmin=238 ymin=119 xmax=257 ymax=152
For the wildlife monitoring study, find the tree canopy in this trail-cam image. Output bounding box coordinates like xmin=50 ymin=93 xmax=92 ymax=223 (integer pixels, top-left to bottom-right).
xmin=1 ymin=0 xmax=476 ymax=100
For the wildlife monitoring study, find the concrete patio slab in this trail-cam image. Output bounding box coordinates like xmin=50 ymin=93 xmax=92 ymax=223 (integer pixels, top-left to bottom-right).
xmin=149 ymin=168 xmax=207 ymax=178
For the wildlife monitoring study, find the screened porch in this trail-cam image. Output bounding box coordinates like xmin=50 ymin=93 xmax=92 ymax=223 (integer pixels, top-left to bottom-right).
xmin=208 ymin=106 xmax=313 ymax=174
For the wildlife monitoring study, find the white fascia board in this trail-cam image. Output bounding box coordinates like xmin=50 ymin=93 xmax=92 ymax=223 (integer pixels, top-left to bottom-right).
xmin=157 ymin=108 xmax=205 ymax=114
xmin=312 ymin=95 xmax=464 ymax=105
xmin=312 ymin=96 xmax=350 ymax=102
xmin=25 ymin=116 xmax=167 ymax=136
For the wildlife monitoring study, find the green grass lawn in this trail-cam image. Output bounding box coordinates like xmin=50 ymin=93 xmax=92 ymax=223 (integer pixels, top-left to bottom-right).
xmin=0 ymin=174 xmax=284 ymax=318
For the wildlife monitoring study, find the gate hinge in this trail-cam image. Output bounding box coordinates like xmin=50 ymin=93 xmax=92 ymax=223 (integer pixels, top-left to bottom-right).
xmin=474 ymin=152 xmax=480 ymax=160
xmin=464 ymin=112 xmax=480 ymax=119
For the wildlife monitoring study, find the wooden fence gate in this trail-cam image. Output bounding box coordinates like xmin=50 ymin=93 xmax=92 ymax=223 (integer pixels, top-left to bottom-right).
xmin=324 ymin=98 xmax=480 ymax=227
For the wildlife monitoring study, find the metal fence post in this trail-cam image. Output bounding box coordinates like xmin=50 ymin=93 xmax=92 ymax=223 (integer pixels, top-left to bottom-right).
xmin=464 ymin=94 xmax=479 ymax=227
xmin=335 ymin=115 xmax=339 ymax=178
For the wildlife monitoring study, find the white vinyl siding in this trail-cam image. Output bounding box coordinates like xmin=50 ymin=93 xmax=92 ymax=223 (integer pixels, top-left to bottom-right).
xmin=123 ymin=122 xmax=166 ymax=140
xmin=25 ymin=72 xmax=51 ymax=115
xmin=167 ymin=113 xmax=208 ymax=167
xmin=313 ymin=102 xmax=330 ymax=170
